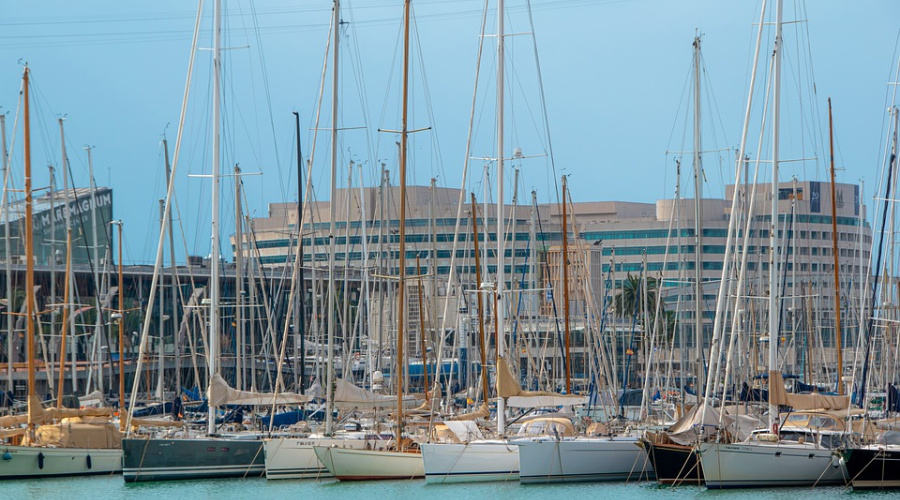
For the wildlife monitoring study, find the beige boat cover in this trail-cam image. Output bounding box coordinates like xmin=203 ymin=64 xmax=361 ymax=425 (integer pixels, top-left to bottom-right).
xmin=0 ymin=414 xmax=29 ymax=428
xmin=208 ymin=373 xmax=311 ymax=407
xmin=497 ymin=357 xmax=588 ymax=408
xmin=769 ymin=371 xmax=850 ymax=411
xmin=24 ymin=418 xmax=122 ymax=449
xmin=665 ymin=404 xmax=733 ymax=445
xmin=331 ymin=378 xmax=421 ymax=410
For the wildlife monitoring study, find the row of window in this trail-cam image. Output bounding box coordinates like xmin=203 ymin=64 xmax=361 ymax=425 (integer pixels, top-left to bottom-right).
xmin=301 ymin=217 xmax=530 ymax=231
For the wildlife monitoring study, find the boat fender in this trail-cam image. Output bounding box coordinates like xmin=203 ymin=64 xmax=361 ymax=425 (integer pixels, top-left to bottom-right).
xmin=37 ymin=452 xmax=44 ymax=469
xmin=86 ymin=454 xmax=92 ymax=469
xmin=1 ymin=451 xmax=11 ymax=461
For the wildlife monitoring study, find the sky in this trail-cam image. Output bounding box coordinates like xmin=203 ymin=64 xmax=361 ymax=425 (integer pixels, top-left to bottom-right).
xmin=0 ymin=0 xmax=898 ymax=265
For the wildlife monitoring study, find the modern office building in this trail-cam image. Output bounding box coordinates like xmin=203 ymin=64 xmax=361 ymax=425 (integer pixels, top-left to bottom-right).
xmin=243 ymin=180 xmax=870 ymax=380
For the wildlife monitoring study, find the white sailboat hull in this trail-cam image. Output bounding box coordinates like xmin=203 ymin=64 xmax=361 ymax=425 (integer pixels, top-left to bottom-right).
xmin=313 ymin=446 xmax=424 ymax=480
xmin=699 ymin=441 xmax=846 ymax=488
xmin=421 ymin=441 xmax=518 ymax=483
xmin=264 ymin=436 xmax=390 ymax=480
xmin=517 ymin=436 xmax=653 ymax=484
xmin=0 ymin=445 xmax=121 ymax=479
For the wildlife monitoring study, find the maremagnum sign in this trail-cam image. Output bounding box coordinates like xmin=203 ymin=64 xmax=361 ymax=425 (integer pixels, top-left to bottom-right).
xmin=0 ymin=187 xmax=113 ymax=266
xmin=36 ymin=190 xmax=112 ymax=232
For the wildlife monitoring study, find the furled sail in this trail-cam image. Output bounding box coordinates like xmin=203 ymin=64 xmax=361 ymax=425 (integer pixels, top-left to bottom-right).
xmin=768 ymin=371 xmax=850 ymax=411
xmin=329 ymin=378 xmax=421 ymax=410
xmin=496 ymin=357 xmax=588 ymax=408
xmin=207 ymin=373 xmax=310 ymax=406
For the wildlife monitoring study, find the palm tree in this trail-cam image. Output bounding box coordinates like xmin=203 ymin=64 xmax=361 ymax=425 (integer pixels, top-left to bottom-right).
xmin=613 ymin=273 xmax=671 ymax=336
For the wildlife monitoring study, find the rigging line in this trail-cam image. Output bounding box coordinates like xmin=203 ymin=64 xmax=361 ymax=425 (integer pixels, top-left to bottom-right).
xmin=374 ymin=12 xmax=404 ymax=168
xmin=524 ymin=0 xmax=559 ymax=205
xmin=412 ymin=9 xmax=447 ymax=182
xmin=125 ymin=0 xmax=205 ymax=434
xmin=247 ymin=0 xmax=286 ymax=205
xmin=344 ymin=0 xmax=379 ymax=173
xmin=664 ymin=52 xmax=696 ymax=161
xmin=431 ymin=0 xmax=492 ymax=399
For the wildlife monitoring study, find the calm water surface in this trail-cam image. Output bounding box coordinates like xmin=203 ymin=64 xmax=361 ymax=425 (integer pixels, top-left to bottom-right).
xmin=5 ymin=476 xmax=891 ymax=500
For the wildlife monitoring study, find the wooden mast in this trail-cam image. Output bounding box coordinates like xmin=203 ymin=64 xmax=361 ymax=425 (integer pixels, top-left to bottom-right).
xmin=827 ymin=98 xmax=844 ymax=395
xmin=23 ymin=66 xmax=37 ymax=434
xmin=395 ymin=0 xmax=411 ymax=446
xmin=470 ymin=194 xmax=490 ymax=406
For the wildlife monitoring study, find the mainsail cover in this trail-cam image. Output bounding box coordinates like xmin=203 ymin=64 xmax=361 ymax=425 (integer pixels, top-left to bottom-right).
xmin=496 ymin=357 xmax=588 ymax=408
xmin=329 ymin=378 xmax=420 ymax=409
xmin=208 ymin=373 xmax=310 ymax=406
xmin=665 ymin=403 xmax=733 ymax=445
xmin=768 ymin=371 xmax=850 ymax=411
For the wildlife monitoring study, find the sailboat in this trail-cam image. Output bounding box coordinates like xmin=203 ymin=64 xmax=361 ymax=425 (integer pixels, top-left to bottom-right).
xmin=120 ymin=0 xmax=308 ymax=481
xmin=0 ymin=66 xmax=122 ymax=479
xmin=697 ymin=0 xmax=852 ymax=488
xmin=312 ymin=0 xmax=427 ymax=481
xmin=421 ymin=1 xmax=593 ymax=484
xmin=640 ymin=33 xmax=713 ymax=487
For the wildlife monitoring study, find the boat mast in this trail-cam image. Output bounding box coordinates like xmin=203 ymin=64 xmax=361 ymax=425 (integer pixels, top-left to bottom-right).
xmin=115 ymin=220 xmax=125 ymax=432
xmin=293 ymin=111 xmax=307 ymax=395
xmin=162 ymin=138 xmax=179 ymax=396
xmin=561 ymin=175 xmax=571 ymax=393
xmin=85 ymin=146 xmax=104 ymax=397
xmin=471 ymin=193 xmax=490 ymax=408
xmin=496 ymin=0 xmax=508 ymax=435
xmin=826 ymin=98 xmax=844 ymax=395
xmin=692 ymin=34 xmax=705 ymax=398
xmin=23 ymin=66 xmax=37 ymax=434
xmin=767 ymin=0 xmax=784 ymax=432
xmin=156 ymin=201 xmax=166 ymax=399
xmin=325 ymin=0 xmax=339 ymax=436
xmin=395 ymin=0 xmax=411 ymax=444
xmin=0 ymin=113 xmax=11 ymax=396
xmin=56 ymin=229 xmax=72 ymax=408
xmin=234 ymin=165 xmax=243 ymax=391
xmin=208 ymin=0 xmax=222 ymax=437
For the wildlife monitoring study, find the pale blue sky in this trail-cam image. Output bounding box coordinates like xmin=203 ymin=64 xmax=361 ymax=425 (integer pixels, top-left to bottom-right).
xmin=0 ymin=0 xmax=897 ymax=264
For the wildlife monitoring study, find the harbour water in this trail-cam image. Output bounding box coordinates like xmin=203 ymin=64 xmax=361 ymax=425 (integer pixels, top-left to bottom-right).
xmin=3 ymin=476 xmax=878 ymax=500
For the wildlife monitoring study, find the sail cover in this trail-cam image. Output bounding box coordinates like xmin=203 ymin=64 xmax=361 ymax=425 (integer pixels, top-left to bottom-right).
xmin=208 ymin=373 xmax=310 ymax=406
xmin=496 ymin=357 xmax=588 ymax=408
xmin=330 ymin=378 xmax=421 ymax=410
xmin=768 ymin=371 xmax=850 ymax=411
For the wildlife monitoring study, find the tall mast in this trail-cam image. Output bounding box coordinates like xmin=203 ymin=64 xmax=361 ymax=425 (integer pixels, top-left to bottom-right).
xmin=55 ymin=229 xmax=72 ymax=408
xmin=85 ymin=146 xmax=103 ymax=397
xmin=1 ymin=113 xmax=11 ymax=395
xmin=692 ymin=35 xmax=705 ymax=397
xmin=827 ymin=98 xmax=844 ymax=395
xmin=23 ymin=66 xmax=37 ymax=433
xmin=395 ymin=0 xmax=411 ymax=444
xmin=496 ymin=0 xmax=508 ymax=436
xmin=325 ymin=0 xmax=340 ymax=436
xmin=292 ymin=111 xmax=307 ymax=394
xmin=58 ymin=118 xmax=77 ymax=395
xmin=767 ymin=0 xmax=784 ymax=431
xmin=234 ymin=165 xmax=243 ymax=391
xmin=208 ymin=0 xmax=222 ymax=436
xmin=156 ymin=200 xmax=166 ymax=399
xmin=115 ymin=221 xmax=125 ymax=432
xmin=162 ymin=138 xmax=179 ymax=395
xmin=471 ymin=194 xmax=490 ymax=409
xmin=561 ymin=175 xmax=571 ymax=393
